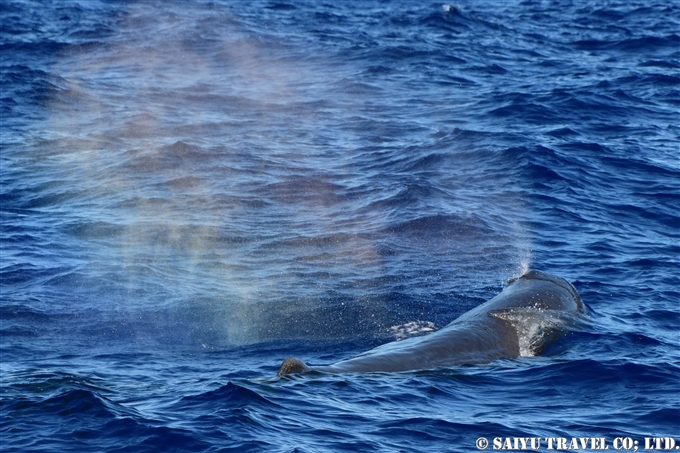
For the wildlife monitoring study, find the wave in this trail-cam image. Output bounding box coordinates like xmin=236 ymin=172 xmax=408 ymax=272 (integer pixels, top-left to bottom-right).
xmin=2 ymin=390 xmax=207 ymax=453
xmin=571 ymin=34 xmax=680 ymax=52
xmin=178 ymin=381 xmax=278 ymax=409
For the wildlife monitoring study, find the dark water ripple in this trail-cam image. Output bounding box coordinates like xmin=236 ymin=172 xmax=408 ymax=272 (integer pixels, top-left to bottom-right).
xmin=2 ymin=0 xmax=679 ymax=451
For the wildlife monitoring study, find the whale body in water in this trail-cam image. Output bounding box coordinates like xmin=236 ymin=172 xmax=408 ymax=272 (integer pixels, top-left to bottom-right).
xmin=278 ymin=270 xmax=587 ymax=375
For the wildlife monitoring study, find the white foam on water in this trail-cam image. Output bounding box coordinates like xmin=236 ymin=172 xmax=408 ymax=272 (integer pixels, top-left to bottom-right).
xmin=388 ymin=321 xmax=437 ymax=341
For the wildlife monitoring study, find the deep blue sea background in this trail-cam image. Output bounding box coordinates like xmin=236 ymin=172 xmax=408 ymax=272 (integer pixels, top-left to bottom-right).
xmin=1 ymin=1 xmax=679 ymax=452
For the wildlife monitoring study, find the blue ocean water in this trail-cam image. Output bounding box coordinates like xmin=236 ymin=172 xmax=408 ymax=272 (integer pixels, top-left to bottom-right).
xmin=1 ymin=0 xmax=678 ymax=451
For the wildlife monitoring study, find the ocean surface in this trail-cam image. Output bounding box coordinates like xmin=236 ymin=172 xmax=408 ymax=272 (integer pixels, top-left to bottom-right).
xmin=1 ymin=0 xmax=679 ymax=451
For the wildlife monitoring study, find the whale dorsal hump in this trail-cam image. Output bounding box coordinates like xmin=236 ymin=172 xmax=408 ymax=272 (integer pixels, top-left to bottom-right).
xmin=277 ymin=358 xmax=310 ymax=376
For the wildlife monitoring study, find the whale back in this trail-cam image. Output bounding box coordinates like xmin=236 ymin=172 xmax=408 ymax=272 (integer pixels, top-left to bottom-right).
xmin=453 ymin=269 xmax=587 ymax=356
xmin=463 ymin=269 xmax=584 ymax=317
xmin=277 ymin=270 xmax=586 ymax=375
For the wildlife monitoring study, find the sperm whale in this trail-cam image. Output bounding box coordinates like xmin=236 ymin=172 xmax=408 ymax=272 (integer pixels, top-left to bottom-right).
xmin=277 ymin=270 xmax=587 ymax=375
